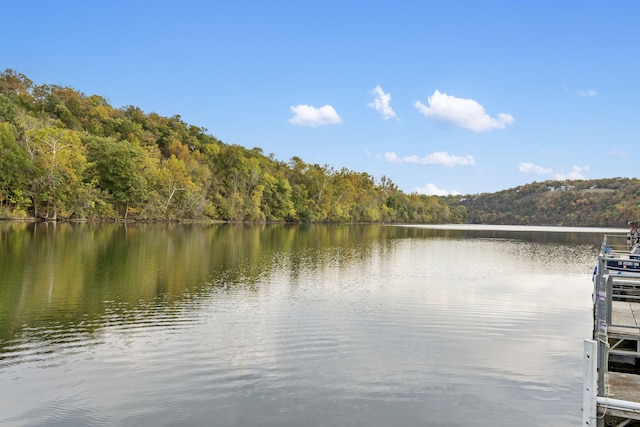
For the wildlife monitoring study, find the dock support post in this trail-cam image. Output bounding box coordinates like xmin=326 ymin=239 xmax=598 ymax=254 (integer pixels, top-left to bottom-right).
xmin=583 ymin=339 xmax=597 ymax=426
xmin=595 ymin=271 xmax=609 ymax=394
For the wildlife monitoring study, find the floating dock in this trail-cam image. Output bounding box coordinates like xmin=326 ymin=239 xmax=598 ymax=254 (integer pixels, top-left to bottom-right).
xmin=584 ymin=232 xmax=640 ymax=426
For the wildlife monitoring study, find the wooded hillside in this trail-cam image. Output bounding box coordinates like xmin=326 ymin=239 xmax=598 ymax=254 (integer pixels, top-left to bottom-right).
xmin=3 ymin=69 xmax=637 ymax=227
xmin=447 ymin=178 xmax=640 ymax=228
xmin=0 ymin=70 xmax=465 ymax=223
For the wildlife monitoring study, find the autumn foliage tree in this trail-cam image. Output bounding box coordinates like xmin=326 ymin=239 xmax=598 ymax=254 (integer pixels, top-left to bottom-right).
xmin=29 ymin=127 xmax=87 ymax=220
xmin=0 ymin=69 xmax=466 ymax=224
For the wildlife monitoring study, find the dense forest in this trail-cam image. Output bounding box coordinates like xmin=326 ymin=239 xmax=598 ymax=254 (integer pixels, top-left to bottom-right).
xmin=448 ymin=178 xmax=640 ymax=228
xmin=0 ymin=69 xmax=466 ymax=223
xmin=2 ymin=69 xmax=638 ymax=226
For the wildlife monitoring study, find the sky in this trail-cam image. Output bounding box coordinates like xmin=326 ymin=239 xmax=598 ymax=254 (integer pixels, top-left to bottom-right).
xmin=2 ymin=1 xmax=639 ymax=196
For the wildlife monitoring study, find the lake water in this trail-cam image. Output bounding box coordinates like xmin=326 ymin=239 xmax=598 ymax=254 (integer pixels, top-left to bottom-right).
xmin=0 ymin=223 xmax=615 ymax=426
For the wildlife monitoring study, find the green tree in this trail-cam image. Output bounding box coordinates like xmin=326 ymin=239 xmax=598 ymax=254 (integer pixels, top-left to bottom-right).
xmin=0 ymin=123 xmax=30 ymax=213
xmin=260 ymin=173 xmax=295 ymax=221
xmin=86 ymin=136 xmax=149 ymax=218
xmin=0 ymin=95 xmax=16 ymax=123
xmin=159 ymin=154 xmax=198 ymax=218
xmin=29 ymin=127 xmax=87 ymax=220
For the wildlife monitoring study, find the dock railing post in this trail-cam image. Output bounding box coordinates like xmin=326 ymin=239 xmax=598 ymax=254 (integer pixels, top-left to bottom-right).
xmin=606 ymin=275 xmax=613 ymax=325
xmin=583 ymin=339 xmax=597 ymax=426
xmin=594 ymin=256 xmax=609 ymax=396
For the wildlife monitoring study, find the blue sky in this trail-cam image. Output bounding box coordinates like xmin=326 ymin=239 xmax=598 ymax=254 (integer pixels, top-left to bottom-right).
xmin=3 ymin=1 xmax=639 ymax=195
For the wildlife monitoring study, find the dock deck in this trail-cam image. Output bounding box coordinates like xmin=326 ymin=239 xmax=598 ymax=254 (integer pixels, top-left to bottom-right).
xmin=611 ymin=301 xmax=640 ymax=334
xmin=584 ymin=233 xmax=640 ymax=426
xmin=608 ymin=372 xmax=640 ymax=405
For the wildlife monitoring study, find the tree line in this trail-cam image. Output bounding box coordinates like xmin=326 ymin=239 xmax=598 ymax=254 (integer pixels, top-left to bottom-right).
xmin=448 ymin=178 xmax=640 ymax=228
xmin=0 ymin=69 xmax=466 ymax=223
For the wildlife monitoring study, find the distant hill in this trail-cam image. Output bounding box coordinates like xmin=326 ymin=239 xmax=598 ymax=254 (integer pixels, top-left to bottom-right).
xmin=445 ymin=178 xmax=640 ymax=227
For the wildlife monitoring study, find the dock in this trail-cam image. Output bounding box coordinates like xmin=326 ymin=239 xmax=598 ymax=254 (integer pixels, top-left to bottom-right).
xmin=584 ymin=232 xmax=640 ymax=426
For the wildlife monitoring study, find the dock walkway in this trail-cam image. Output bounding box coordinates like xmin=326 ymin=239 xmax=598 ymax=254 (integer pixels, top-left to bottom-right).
xmin=584 ymin=234 xmax=640 ymax=426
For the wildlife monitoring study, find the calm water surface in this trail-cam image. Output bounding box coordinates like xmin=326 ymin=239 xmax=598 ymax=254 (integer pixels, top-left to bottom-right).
xmin=0 ymin=223 xmax=610 ymax=426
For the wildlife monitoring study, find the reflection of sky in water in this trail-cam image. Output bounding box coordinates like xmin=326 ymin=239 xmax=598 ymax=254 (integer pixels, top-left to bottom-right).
xmin=0 ymin=228 xmax=595 ymax=427
xmin=213 ymin=237 xmax=594 ymax=426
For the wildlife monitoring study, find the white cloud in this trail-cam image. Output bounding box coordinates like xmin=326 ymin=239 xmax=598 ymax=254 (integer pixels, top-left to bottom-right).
xmin=368 ymin=85 xmax=397 ymax=120
xmin=519 ymin=162 xmax=590 ymax=180
xmin=415 ymin=183 xmax=460 ymax=196
xmin=289 ymin=104 xmax=342 ymax=127
xmin=579 ymin=89 xmax=597 ymax=97
xmin=414 ymin=90 xmax=514 ymax=132
xmin=555 ymin=165 xmax=590 ymax=180
xmin=385 ymin=151 xmax=475 ymax=167
xmin=519 ymin=162 xmax=553 ymax=175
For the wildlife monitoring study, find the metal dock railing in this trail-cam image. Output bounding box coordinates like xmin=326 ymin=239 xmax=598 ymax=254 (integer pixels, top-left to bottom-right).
xmin=584 ymin=233 xmax=640 ymax=426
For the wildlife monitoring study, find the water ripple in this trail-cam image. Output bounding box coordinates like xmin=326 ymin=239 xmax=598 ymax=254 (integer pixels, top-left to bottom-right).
xmin=0 ymin=229 xmax=595 ymax=427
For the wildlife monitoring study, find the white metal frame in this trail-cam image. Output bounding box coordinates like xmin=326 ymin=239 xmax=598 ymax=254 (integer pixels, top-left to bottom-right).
xmin=584 ymin=239 xmax=640 ymax=426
